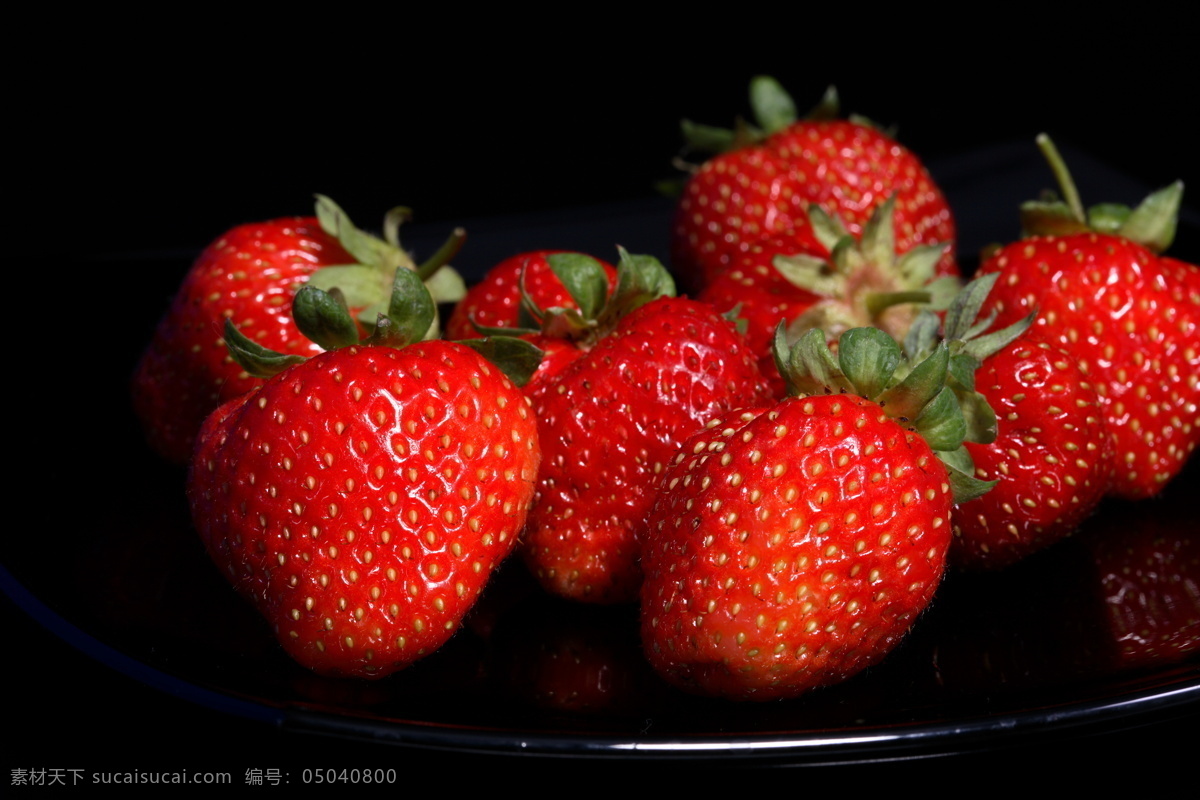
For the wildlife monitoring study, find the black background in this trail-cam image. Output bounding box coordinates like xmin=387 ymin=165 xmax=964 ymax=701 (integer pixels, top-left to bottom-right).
xmin=11 ymin=12 xmax=1198 ymax=785
xmin=22 ymin=16 xmax=1197 ymax=260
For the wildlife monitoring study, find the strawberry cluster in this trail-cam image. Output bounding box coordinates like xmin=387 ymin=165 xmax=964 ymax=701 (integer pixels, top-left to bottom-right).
xmin=130 ymin=79 xmax=1199 ymax=700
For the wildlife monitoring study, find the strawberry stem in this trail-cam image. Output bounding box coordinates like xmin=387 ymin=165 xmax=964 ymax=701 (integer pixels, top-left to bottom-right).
xmin=1035 ymin=133 xmax=1087 ymax=223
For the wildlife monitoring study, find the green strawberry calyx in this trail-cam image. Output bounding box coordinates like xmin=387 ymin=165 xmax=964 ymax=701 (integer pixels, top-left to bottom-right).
xmin=470 ymin=247 xmax=677 ymax=348
xmin=679 ymin=78 xmax=889 ymax=158
xmin=225 ymin=266 xmax=543 ymax=387
xmin=902 ymin=273 xmax=1035 ymax=448
xmin=307 ymin=195 xmax=468 ymax=332
xmin=1019 ymin=134 xmax=1183 ymax=253
xmin=773 ymin=323 xmax=996 ymax=505
xmin=771 ymin=196 xmax=960 ymax=345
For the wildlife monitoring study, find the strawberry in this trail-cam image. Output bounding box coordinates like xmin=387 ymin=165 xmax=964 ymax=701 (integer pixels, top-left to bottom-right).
xmin=187 ymin=267 xmax=540 ymax=679
xmin=951 ymin=335 xmax=1111 ymax=568
xmin=133 ymin=196 xmax=466 ymax=464
xmin=888 ymin=273 xmax=1114 ymax=569
xmin=670 ymin=79 xmax=956 ymax=292
xmin=671 ymin=143 xmax=811 ymax=292
xmin=445 ymin=250 xmax=617 ymax=340
xmin=974 ymin=135 xmax=1200 ymax=499
xmin=640 ymin=325 xmax=995 ymax=700
xmin=522 ymin=251 xmax=773 ymax=604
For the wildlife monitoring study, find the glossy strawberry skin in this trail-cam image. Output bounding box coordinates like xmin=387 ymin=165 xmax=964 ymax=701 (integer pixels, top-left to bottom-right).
xmin=522 ymin=297 xmax=773 ymax=604
xmin=445 ymin=250 xmax=617 ymax=339
xmin=188 ymin=342 xmax=540 ymax=679
xmin=133 ymin=218 xmax=354 ymax=464
xmin=641 ymin=396 xmax=953 ymax=701
xmin=764 ymin=121 xmax=954 ymax=259
xmin=671 ymin=121 xmax=956 ymax=292
xmin=671 ymin=146 xmax=808 ymax=292
xmin=975 ymin=233 xmax=1200 ymax=499
xmin=952 ymin=337 xmax=1112 ymax=569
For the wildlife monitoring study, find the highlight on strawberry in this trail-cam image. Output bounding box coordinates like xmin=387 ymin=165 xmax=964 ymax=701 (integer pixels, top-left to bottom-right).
xmin=132 ymin=196 xmax=467 ymax=465
xmin=639 ymin=321 xmax=998 ymax=701
xmin=187 ymin=266 xmax=542 ymax=679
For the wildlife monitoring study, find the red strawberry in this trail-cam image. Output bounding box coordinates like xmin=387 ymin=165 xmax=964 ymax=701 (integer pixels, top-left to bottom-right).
xmin=952 ymin=335 xmax=1112 ymax=568
xmin=640 ymin=327 xmax=990 ymax=700
xmin=445 ymin=250 xmax=617 ymax=340
xmin=670 ymin=79 xmax=956 ymax=292
xmin=187 ymin=268 xmax=539 ymax=679
xmin=133 ymin=197 xmax=465 ymax=464
xmin=892 ymin=273 xmax=1115 ymax=569
xmin=671 ymin=143 xmax=811 ymax=291
xmin=974 ymin=136 xmax=1200 ymax=499
xmin=522 ymin=252 xmax=773 ymax=604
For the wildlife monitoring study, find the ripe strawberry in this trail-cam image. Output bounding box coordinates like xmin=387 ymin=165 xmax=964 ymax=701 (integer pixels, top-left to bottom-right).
xmin=445 ymin=250 xmax=617 ymax=339
xmin=670 ymin=79 xmax=956 ymax=292
xmin=886 ymin=273 xmax=1113 ymax=569
xmin=187 ymin=268 xmax=540 ymax=679
xmin=974 ymin=136 xmax=1200 ymax=499
xmin=640 ymin=326 xmax=994 ymax=700
xmin=522 ymin=252 xmax=773 ymax=604
xmin=671 ymin=143 xmax=811 ymax=292
xmin=133 ymin=197 xmax=466 ymax=464
xmin=951 ymin=335 xmax=1112 ymax=569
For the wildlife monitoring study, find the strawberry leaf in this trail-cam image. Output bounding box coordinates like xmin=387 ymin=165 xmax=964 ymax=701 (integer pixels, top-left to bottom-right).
xmin=778 ymin=327 xmax=849 ymax=396
xmin=546 ymin=253 xmax=610 ymax=320
xmin=293 ymin=285 xmax=361 ymax=351
xmin=903 ymin=310 xmax=941 ymax=360
xmin=371 ymin=266 xmax=436 ymax=348
xmin=1115 ymin=180 xmax=1183 ymax=253
xmin=806 ymin=204 xmax=851 ymax=252
xmin=957 ymin=386 xmax=998 ymax=445
xmin=860 ymin=195 xmax=897 ymax=266
xmin=680 ymin=119 xmax=737 ymax=154
xmin=773 ymin=253 xmax=844 ymax=297
xmin=914 ymin=386 xmax=966 ymax=452
xmin=382 ymin=205 xmax=413 ymax=249
xmin=838 ymin=327 xmax=901 ymax=400
xmin=604 ymin=248 xmax=676 ymax=323
xmin=222 ymin=319 xmax=306 ymax=379
xmin=458 ymin=336 xmax=545 ymax=388
xmin=877 ymin=342 xmax=948 ymax=423
xmin=308 ymin=264 xmax=392 ymax=318
xmin=895 ymin=248 xmax=951 ymax=295
xmin=801 ymin=85 xmax=841 ymax=122
xmin=749 ymin=75 xmax=797 ymax=134
xmin=943 ymin=273 xmax=999 ymax=341
xmin=937 ymin=446 xmax=997 ymax=505
xmin=315 ymin=194 xmax=416 ymax=273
